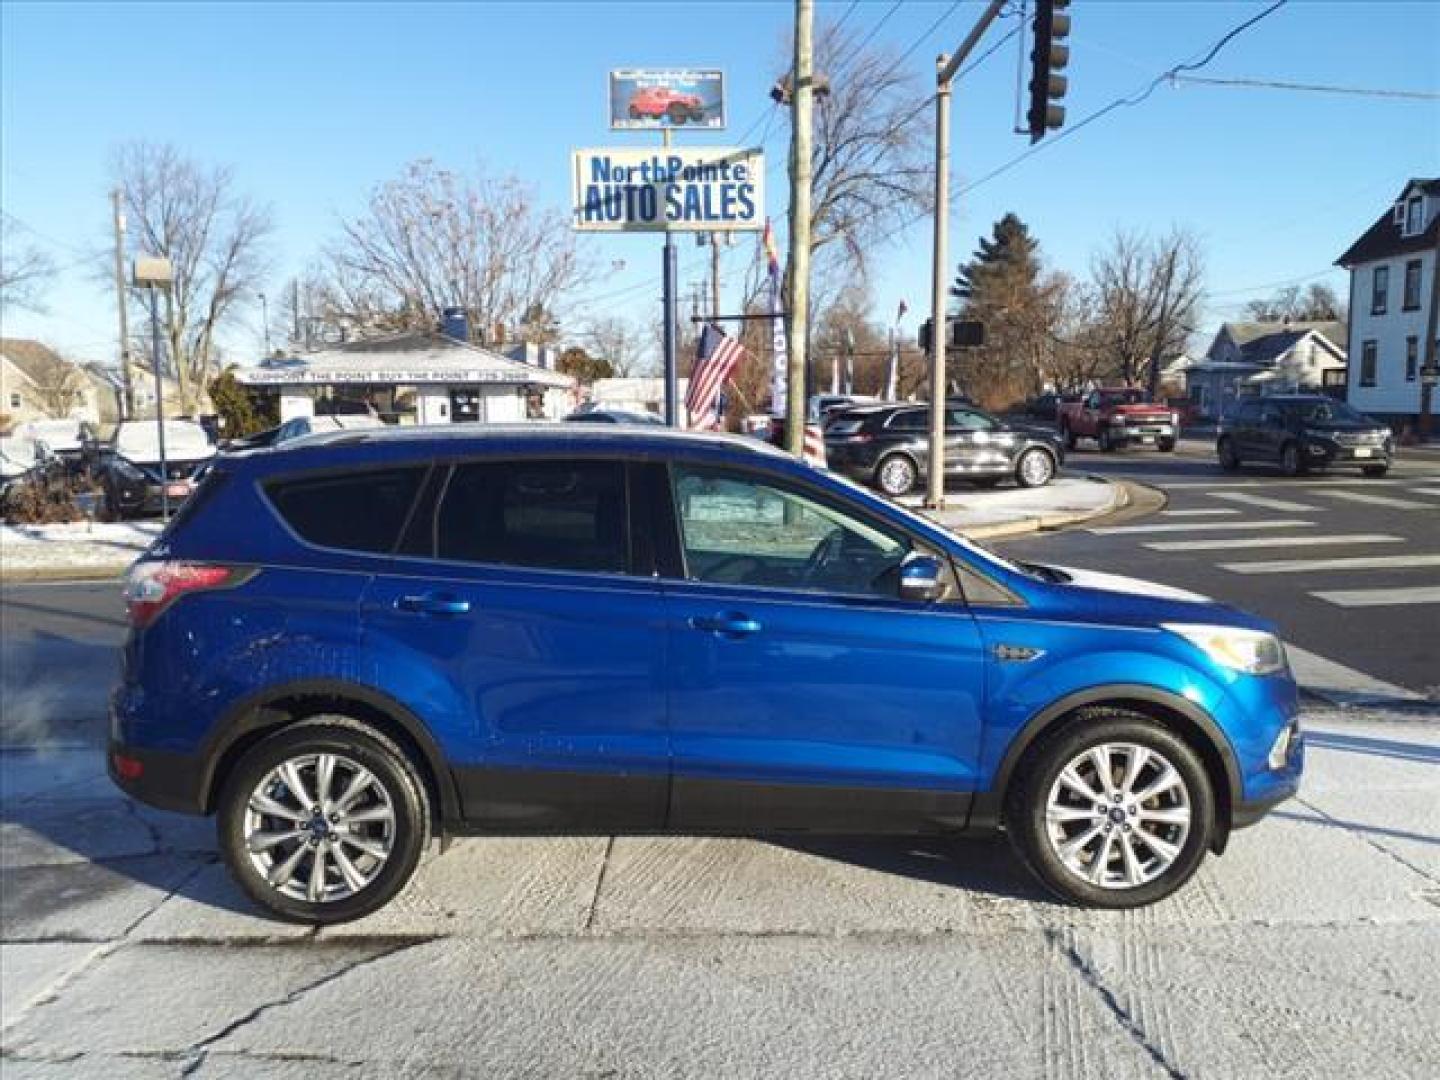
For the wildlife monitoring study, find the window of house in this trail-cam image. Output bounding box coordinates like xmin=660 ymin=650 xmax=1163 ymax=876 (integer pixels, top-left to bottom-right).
xmin=1371 ymin=266 xmax=1389 ymax=315
xmin=1403 ymin=259 xmax=1423 ymax=311
xmin=1406 ymin=196 xmax=1424 ymax=236
xmin=1360 ymin=341 xmax=1378 ymax=387
xmin=434 ymin=459 xmax=628 ymax=574
xmin=1406 ymin=337 xmax=1419 ymax=382
xmin=8 ymin=393 xmax=20 ymax=410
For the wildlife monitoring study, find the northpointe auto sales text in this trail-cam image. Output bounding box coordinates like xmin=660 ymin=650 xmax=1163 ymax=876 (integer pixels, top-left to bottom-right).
xmin=579 ymin=154 xmax=758 ymax=226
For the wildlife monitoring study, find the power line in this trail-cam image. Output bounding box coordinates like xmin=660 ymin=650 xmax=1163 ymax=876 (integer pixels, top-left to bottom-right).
xmin=1168 ymin=74 xmax=1440 ymax=102
xmin=829 ymin=0 xmax=904 ymax=73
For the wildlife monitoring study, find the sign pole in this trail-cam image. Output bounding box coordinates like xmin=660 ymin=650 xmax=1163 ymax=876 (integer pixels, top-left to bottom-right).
xmin=661 ymin=128 xmax=680 ymax=427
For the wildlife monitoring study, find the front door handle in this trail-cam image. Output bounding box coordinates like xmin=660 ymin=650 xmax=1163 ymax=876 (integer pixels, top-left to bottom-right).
xmin=689 ymin=613 xmax=762 ymax=638
xmin=396 ymin=594 xmax=471 ymax=616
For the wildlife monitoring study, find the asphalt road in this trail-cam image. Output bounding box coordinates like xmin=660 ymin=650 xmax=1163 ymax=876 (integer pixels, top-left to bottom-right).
xmin=1002 ymin=438 xmax=1440 ymax=700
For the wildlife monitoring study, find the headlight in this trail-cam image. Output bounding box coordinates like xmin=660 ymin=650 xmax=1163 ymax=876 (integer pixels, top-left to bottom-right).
xmin=1163 ymin=623 xmax=1288 ymax=675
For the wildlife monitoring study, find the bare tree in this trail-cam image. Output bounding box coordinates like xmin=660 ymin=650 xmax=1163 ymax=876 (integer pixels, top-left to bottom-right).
xmin=0 ymin=214 xmax=57 ymax=314
xmin=113 ymin=142 xmax=273 ymax=412
xmin=579 ymin=315 xmax=650 ymax=377
xmin=1243 ymin=282 xmax=1346 ymax=323
xmin=319 ymin=159 xmax=584 ymax=345
xmin=1089 ymin=228 xmax=1205 ymax=395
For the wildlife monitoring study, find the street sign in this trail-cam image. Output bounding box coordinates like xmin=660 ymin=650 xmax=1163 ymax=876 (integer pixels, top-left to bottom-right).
xmin=571 ymin=147 xmax=764 ymax=233
xmin=1421 ymin=366 xmax=1439 ymax=387
xmin=609 ymin=69 xmax=725 ymax=130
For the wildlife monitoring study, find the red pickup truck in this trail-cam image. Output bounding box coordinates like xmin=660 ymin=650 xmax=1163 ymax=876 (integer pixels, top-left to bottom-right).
xmin=1058 ymin=388 xmax=1178 ymax=452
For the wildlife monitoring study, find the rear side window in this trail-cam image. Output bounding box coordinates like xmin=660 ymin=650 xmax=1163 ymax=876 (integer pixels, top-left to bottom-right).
xmin=434 ymin=460 xmax=628 ymax=573
xmin=267 ymin=467 xmax=425 ymax=553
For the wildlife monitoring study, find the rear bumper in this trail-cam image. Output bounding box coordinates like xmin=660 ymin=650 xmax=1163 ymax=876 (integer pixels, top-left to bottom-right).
xmin=108 ymin=740 xmax=208 ymax=815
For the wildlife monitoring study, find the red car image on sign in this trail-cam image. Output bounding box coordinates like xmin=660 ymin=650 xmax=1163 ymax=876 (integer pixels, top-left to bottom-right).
xmin=628 ymin=86 xmax=705 ymax=125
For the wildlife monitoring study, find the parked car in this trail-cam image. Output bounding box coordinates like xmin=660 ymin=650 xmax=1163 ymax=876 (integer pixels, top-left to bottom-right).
xmin=110 ymin=425 xmax=1302 ymax=923
xmin=15 ymin=417 xmax=90 ymax=477
xmin=807 ymin=394 xmax=876 ymax=423
xmin=95 ymin=419 xmax=217 ymax=518
xmin=272 ymin=413 xmax=386 ymax=445
xmin=1021 ymin=392 xmax=1063 ymax=420
xmin=1217 ymin=396 xmax=1393 ymax=477
xmin=627 ymin=86 xmax=705 ymax=124
xmin=1058 ymin=389 xmax=1178 ymax=452
xmin=824 ymin=403 xmax=1066 ymax=496
xmin=0 ymin=434 xmax=54 ymax=511
xmin=564 ymin=408 xmax=665 ymax=425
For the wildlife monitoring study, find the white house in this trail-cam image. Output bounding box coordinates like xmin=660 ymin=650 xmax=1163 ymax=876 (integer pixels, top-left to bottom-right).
xmin=1335 ymin=178 xmax=1439 ymax=427
xmin=1186 ymin=321 xmax=1347 ymax=419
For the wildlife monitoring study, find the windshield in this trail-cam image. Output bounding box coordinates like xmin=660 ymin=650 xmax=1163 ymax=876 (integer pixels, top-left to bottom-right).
xmin=1279 ymin=399 xmax=1373 ymax=425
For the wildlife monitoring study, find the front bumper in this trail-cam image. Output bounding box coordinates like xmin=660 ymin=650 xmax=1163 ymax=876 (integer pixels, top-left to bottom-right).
xmin=1303 ymin=438 xmax=1391 ymax=468
xmin=1109 ymin=423 xmax=1175 ymax=443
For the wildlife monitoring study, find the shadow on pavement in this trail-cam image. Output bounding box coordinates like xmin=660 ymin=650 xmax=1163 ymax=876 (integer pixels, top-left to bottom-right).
xmin=1304 ymin=730 xmax=1440 ymax=765
xmin=769 ymin=834 xmax=1051 ymax=904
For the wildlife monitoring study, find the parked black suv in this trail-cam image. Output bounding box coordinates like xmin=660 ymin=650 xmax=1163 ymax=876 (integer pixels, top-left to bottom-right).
xmin=1217 ymin=396 xmax=1394 ymax=477
xmin=825 ymin=403 xmax=1065 ymax=496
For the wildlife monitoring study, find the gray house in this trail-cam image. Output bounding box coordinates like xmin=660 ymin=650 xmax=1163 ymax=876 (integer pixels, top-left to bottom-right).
xmin=1187 ymin=320 xmax=1347 ymax=419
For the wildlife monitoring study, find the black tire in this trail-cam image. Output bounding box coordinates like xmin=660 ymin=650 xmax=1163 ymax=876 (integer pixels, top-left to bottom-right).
xmin=1014 ymin=447 xmax=1056 ymax=488
xmin=1279 ymin=441 xmax=1305 ymax=477
xmin=1098 ymin=428 xmax=1117 ymax=453
xmin=668 ymin=104 xmax=687 ymax=124
xmin=217 ymin=716 xmax=431 ymax=925
xmin=628 ymin=105 xmax=640 ymax=120
xmin=874 ymin=453 xmax=918 ymax=497
xmin=1361 ymin=464 xmax=1389 ymax=478
xmin=1157 ymin=437 xmax=1176 ymax=453
xmin=1005 ymin=714 xmax=1215 ymax=909
xmin=1217 ymin=437 xmax=1240 ymax=472
xmin=1061 ymin=424 xmax=1077 ymax=451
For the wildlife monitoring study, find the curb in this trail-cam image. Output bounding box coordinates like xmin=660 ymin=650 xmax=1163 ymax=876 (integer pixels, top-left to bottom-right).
xmin=923 ymin=474 xmax=1135 ymax=541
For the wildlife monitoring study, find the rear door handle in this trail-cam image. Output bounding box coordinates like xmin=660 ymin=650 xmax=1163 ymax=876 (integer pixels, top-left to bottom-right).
xmin=689 ymin=613 xmax=762 ymax=638
xmin=396 ymin=594 xmax=471 ymax=616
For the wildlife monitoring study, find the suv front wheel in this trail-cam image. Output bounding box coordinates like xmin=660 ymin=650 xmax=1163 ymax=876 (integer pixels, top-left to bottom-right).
xmin=874 ymin=454 xmax=918 ymax=497
xmin=217 ymin=717 xmax=431 ymax=924
xmin=1006 ymin=715 xmax=1214 ymax=908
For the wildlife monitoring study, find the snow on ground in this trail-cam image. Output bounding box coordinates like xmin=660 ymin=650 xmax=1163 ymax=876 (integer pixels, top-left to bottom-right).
xmin=1 ymin=521 xmax=160 ymax=578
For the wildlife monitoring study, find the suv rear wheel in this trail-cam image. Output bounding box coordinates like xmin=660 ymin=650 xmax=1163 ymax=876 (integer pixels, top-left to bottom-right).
xmin=874 ymin=453 xmax=918 ymax=497
xmin=1006 ymin=716 xmax=1214 ymax=908
xmin=217 ymin=717 xmax=431 ymax=924
xmin=1015 ymin=448 xmax=1056 ymax=488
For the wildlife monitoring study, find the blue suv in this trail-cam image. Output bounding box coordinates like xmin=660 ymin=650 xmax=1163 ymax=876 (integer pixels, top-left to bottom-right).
xmin=110 ymin=426 xmax=1302 ymax=923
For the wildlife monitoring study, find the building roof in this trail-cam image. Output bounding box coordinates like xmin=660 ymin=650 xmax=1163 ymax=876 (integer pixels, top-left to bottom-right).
xmin=1335 ymin=178 xmax=1440 ymax=267
xmin=0 ymin=338 xmax=67 ymax=386
xmin=1213 ymin=321 xmax=1347 ymax=367
xmin=233 ymin=331 xmax=575 ymax=389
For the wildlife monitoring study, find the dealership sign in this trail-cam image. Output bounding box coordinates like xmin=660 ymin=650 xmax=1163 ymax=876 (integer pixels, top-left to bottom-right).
xmin=609 ymin=68 xmax=725 ymax=130
xmin=571 ymin=147 xmax=764 ymax=233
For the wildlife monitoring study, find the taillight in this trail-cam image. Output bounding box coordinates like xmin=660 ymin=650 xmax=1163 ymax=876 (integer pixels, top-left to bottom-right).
xmin=123 ymin=561 xmax=241 ymax=628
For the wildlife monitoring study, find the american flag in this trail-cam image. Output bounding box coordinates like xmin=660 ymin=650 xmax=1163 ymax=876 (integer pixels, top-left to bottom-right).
xmin=686 ymin=323 xmax=747 ymax=430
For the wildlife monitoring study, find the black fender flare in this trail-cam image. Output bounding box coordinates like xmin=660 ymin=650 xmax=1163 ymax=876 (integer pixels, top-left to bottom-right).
xmin=201 ymin=678 xmax=461 ymax=824
xmin=967 ymin=684 xmax=1242 ymax=847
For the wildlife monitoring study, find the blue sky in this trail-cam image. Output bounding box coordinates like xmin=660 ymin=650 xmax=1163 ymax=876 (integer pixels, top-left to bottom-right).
xmin=2 ymin=0 xmax=1438 ymax=366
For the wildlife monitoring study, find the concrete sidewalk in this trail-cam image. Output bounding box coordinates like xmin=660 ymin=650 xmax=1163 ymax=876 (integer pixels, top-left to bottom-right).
xmin=906 ymin=475 xmax=1125 ymax=539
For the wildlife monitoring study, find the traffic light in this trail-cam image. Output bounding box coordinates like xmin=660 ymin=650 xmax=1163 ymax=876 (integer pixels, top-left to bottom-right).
xmin=1028 ymin=0 xmax=1070 ymax=143
xmin=919 ymin=318 xmax=985 ymax=353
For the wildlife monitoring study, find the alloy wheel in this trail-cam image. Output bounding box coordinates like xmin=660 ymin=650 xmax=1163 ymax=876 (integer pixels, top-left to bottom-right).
xmin=878 ymin=456 xmax=916 ymax=496
xmin=1043 ymin=742 xmax=1192 ymax=890
xmin=243 ymin=752 xmax=396 ymax=903
xmin=1017 ymin=449 xmax=1054 ymax=487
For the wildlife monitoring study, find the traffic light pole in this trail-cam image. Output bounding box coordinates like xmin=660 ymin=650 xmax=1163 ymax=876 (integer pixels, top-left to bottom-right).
xmin=927 ymin=0 xmax=1008 ymax=509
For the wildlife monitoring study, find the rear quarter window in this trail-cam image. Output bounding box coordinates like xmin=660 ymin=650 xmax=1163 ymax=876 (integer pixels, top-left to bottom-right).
xmin=266 ymin=466 xmax=426 ymax=554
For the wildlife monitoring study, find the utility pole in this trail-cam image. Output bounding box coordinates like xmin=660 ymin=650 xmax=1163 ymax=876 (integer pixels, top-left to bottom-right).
xmin=784 ymin=0 xmax=814 ymax=455
xmin=710 ymin=233 xmax=722 ymax=320
xmin=110 ymin=189 xmax=135 ymax=419
xmin=1419 ymin=223 xmax=1440 ymax=439
xmin=926 ymin=0 xmax=1011 ymax=508
xmin=662 ymin=128 xmax=679 ymax=426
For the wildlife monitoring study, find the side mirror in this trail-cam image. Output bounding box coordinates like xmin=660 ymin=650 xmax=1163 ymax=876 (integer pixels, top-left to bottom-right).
xmin=899 ymin=554 xmax=945 ymax=602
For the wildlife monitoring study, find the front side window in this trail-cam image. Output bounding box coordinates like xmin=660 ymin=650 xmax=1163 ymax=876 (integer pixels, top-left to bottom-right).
xmin=268 ymin=467 xmax=425 ymax=553
xmin=1360 ymin=340 xmax=1378 ymax=387
xmin=946 ymin=407 xmax=998 ymax=431
xmin=1371 ymin=266 xmax=1389 ymax=315
xmin=434 ymin=460 xmax=629 ymax=573
xmin=1406 ymin=337 xmax=1419 ymax=381
xmin=671 ymin=465 xmax=915 ymax=597
xmin=885 ymin=409 xmax=927 ymax=432
xmin=1403 ymin=260 xmax=1423 ymax=310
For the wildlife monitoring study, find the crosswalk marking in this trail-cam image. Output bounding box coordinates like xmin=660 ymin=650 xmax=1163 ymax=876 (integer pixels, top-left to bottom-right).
xmin=1160 ymin=508 xmax=1239 ymax=517
xmin=1283 ymin=644 xmax=1424 ymax=705
xmin=1090 ymin=519 xmax=1313 ymax=536
xmin=1319 ymin=490 xmax=1438 ymax=511
xmin=1219 ymin=554 xmax=1440 ymax=574
xmin=1207 ymin=491 xmax=1319 ymax=512
xmin=1157 ymin=477 xmax=1440 ymax=489
xmin=1145 ymin=534 xmax=1402 ymax=552
xmin=1311 ymin=585 xmax=1440 ymax=607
